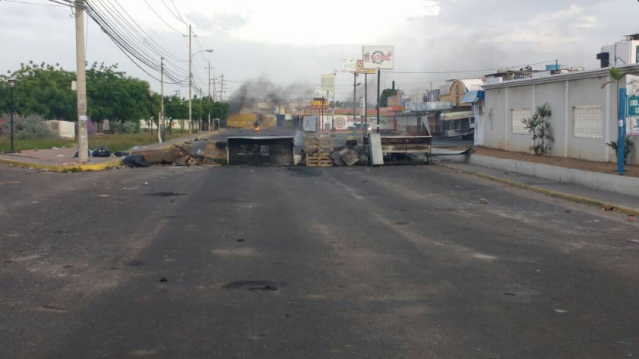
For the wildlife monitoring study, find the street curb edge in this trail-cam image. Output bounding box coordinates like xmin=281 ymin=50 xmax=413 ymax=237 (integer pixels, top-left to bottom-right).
xmin=436 ymin=162 xmax=639 ymax=217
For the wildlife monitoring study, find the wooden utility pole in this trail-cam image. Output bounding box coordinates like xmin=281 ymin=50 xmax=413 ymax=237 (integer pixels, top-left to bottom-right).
xmin=220 ymin=74 xmax=225 ymax=101
xmin=188 ymin=24 xmax=193 ymax=134
xmin=159 ymin=57 xmax=165 ymax=143
xmin=75 ymin=0 xmax=89 ymax=163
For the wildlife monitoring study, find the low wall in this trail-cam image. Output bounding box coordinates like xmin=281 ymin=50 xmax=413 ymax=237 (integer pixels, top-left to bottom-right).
xmin=468 ymin=154 xmax=639 ymax=197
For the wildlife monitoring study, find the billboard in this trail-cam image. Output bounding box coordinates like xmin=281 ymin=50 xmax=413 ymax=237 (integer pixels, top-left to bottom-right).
xmin=342 ymin=58 xmax=357 ymax=73
xmin=311 ymin=98 xmax=328 ymax=109
xmin=362 ymin=46 xmax=394 ymax=70
xmin=321 ymin=74 xmax=335 ymax=92
xmin=357 ymin=60 xmax=377 ymax=74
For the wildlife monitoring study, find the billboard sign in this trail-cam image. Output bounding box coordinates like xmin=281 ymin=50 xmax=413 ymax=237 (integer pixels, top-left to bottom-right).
xmin=311 ymin=98 xmax=328 ymax=109
xmin=357 ymin=60 xmax=377 ymax=74
xmin=362 ymin=46 xmax=394 ymax=70
xmin=342 ymin=58 xmax=357 ymax=73
xmin=320 ymin=74 xmax=335 ymax=92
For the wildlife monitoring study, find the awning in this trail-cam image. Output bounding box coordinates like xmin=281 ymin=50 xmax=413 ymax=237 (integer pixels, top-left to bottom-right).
xmin=440 ymin=111 xmax=473 ymax=121
xmin=462 ymin=90 xmax=485 ymax=103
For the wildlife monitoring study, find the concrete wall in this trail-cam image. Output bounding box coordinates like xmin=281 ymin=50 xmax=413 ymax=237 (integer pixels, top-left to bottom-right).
xmin=482 ymin=74 xmax=638 ymax=165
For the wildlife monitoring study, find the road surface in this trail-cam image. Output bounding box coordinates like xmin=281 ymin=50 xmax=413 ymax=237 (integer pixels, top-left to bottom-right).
xmin=1 ymin=160 xmax=638 ymax=358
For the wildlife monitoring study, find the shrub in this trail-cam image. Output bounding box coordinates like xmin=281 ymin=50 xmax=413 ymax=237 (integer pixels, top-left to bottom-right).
xmin=0 ymin=114 xmax=58 ymax=140
xmin=109 ymin=121 xmax=138 ymax=134
xmin=74 ymin=119 xmax=98 ymax=135
xmin=523 ymin=103 xmax=553 ymax=156
xmin=607 ymin=137 xmax=635 ymax=165
xmin=122 ymin=121 xmax=138 ymax=134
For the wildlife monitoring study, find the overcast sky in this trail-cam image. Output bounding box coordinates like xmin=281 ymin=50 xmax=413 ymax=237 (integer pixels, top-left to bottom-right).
xmin=1 ymin=0 xmax=637 ymax=100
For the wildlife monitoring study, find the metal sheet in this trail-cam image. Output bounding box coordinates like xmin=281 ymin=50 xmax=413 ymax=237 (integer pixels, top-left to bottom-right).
xmin=368 ymin=133 xmax=384 ymax=166
xmin=227 ymin=137 xmax=295 ymax=166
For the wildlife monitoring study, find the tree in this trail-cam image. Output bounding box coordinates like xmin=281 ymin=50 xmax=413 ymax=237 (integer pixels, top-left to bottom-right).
xmin=0 ymin=62 xmax=157 ymax=125
xmin=380 ymin=89 xmax=397 ymax=108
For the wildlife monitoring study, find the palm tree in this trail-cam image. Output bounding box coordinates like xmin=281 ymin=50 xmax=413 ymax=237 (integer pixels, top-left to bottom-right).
xmin=601 ymin=67 xmax=626 ymax=123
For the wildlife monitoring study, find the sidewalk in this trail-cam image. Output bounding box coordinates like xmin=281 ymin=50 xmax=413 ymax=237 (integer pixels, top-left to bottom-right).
xmin=0 ymin=131 xmax=219 ymax=172
xmin=437 ymin=160 xmax=639 ymax=217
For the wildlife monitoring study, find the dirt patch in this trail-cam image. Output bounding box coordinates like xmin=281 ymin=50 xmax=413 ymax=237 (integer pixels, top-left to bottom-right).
xmin=474 ymin=147 xmax=639 ymax=178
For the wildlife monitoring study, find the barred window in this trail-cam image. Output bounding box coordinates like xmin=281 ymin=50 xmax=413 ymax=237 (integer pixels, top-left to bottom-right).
xmin=573 ymin=106 xmax=603 ymax=138
xmin=511 ymin=108 xmax=530 ymax=135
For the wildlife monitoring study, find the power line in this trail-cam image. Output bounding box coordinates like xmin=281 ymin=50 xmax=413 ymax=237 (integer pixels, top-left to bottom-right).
xmin=159 ymin=0 xmax=186 ymax=26
xmin=142 ymin=0 xmax=185 ymax=36
xmin=81 ymin=0 xmax=189 ymax=85
xmin=169 ymin=0 xmax=187 ymax=25
xmin=3 ymin=0 xmax=69 ymax=7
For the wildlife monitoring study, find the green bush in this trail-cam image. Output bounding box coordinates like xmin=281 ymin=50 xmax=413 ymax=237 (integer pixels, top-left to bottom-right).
xmin=0 ymin=114 xmax=58 ymax=140
xmin=110 ymin=121 xmax=138 ymax=134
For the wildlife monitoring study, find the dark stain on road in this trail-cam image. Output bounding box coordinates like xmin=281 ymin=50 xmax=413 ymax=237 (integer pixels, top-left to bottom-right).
xmin=286 ymin=168 xmax=321 ymax=177
xmin=125 ymin=259 xmax=145 ymax=267
xmin=146 ymin=192 xmax=187 ymax=198
xmin=222 ymin=280 xmax=280 ymax=290
xmin=394 ymin=221 xmax=410 ymax=225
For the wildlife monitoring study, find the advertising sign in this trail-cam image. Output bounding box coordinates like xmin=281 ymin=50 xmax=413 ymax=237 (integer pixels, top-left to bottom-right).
xmin=627 ymin=75 xmax=639 ymax=96
xmin=362 ymin=46 xmax=394 ymax=70
xmin=357 ymin=60 xmax=377 ymax=74
xmin=332 ymin=115 xmax=394 ymax=130
xmin=320 ymin=74 xmax=335 ymax=92
xmin=628 ymin=95 xmax=639 ymax=136
xmin=342 ymin=58 xmax=357 ymax=73
xmin=311 ymin=98 xmax=328 ymax=109
xmin=628 ymin=117 xmax=639 ymax=136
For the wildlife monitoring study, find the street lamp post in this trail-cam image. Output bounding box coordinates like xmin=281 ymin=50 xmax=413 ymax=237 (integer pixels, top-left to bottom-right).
xmin=8 ymin=78 xmax=16 ymax=153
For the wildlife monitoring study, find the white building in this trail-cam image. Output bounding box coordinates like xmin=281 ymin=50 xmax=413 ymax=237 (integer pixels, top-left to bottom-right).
xmin=44 ymin=120 xmax=75 ymax=139
xmin=480 ymin=64 xmax=639 ymax=165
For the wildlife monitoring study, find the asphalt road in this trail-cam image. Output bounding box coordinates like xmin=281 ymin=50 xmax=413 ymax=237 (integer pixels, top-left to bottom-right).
xmin=1 ymin=161 xmax=638 ymax=358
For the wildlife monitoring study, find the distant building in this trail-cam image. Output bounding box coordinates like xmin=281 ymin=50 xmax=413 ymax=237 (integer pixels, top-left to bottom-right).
xmin=436 ymin=79 xmax=483 ymax=138
xmin=597 ymin=34 xmax=639 ymax=68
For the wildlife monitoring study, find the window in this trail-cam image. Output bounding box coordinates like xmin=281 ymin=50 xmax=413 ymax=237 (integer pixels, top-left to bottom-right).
xmin=574 ymin=106 xmax=603 ymax=138
xmin=511 ymin=108 xmax=530 ymax=135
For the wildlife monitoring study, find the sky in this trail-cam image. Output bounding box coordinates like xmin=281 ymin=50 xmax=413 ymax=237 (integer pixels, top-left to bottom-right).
xmin=0 ymin=0 xmax=637 ymax=101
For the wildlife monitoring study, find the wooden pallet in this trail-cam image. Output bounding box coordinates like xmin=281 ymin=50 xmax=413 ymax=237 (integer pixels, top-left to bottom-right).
xmin=306 ymin=154 xmax=333 ymax=167
xmin=305 ymin=134 xmax=334 ymax=167
xmin=305 ymin=135 xmax=334 ymax=151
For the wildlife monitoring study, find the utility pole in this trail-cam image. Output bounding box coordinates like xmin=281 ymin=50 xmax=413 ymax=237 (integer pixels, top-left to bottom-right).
xmin=377 ymin=68 xmax=381 ymax=133
xmin=207 ymin=61 xmax=212 ymax=99
xmin=206 ymin=61 xmax=212 ymax=131
xmin=188 ymin=24 xmax=193 ymax=134
xmin=212 ymin=75 xmax=217 ymax=102
xmin=364 ymin=73 xmax=368 ymax=141
xmin=159 ymin=57 xmax=164 ymax=143
xmin=75 ymin=0 xmax=89 ymax=163
xmin=220 ymin=74 xmax=225 ymax=101
xmin=353 ymin=72 xmax=358 ymax=137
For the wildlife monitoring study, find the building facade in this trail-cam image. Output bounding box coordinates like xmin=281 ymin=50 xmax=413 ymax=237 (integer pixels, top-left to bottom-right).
xmin=481 ymin=64 xmax=639 ymax=165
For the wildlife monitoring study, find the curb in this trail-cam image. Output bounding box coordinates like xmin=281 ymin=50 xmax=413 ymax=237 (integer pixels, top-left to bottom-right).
xmin=0 ymin=130 xmax=222 ymax=172
xmin=436 ymin=162 xmax=639 ymax=217
xmin=0 ymin=157 xmax=122 ymax=173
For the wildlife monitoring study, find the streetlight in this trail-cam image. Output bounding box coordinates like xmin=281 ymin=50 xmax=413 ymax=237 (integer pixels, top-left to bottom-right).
xmin=7 ymin=78 xmax=16 ymax=153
